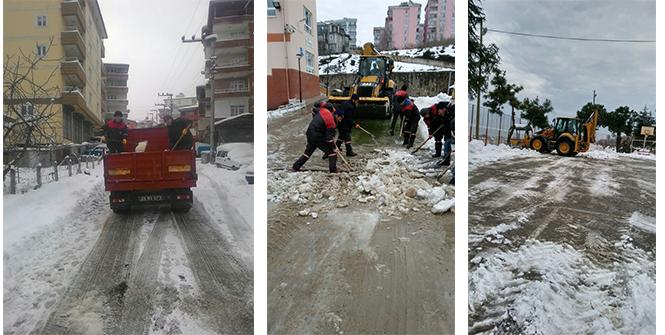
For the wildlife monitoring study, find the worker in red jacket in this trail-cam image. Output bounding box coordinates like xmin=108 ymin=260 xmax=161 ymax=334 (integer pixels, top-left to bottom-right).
xmin=101 ymin=111 xmax=128 ymax=153
xmin=292 ymin=107 xmax=344 ymax=173
xmin=397 ymin=96 xmax=419 ymax=148
xmin=390 ymin=85 xmax=409 ymax=135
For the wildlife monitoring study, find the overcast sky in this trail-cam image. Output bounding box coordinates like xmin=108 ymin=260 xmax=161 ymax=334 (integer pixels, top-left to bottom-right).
xmin=482 ymin=0 xmax=656 ymax=123
xmin=317 ymin=0 xmax=424 ymax=47
xmin=99 ymin=0 xmax=209 ymax=121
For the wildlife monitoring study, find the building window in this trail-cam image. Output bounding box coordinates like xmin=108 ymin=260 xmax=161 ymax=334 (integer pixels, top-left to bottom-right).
xmin=230 ymin=57 xmax=246 ymax=65
xmin=303 ymin=7 xmax=312 ymax=34
xmin=230 ymin=105 xmax=245 ymax=116
xmin=20 ymin=103 xmax=35 ymax=117
xmin=267 ymin=0 xmax=276 ymax=17
xmin=230 ymin=80 xmax=247 ymax=91
xmin=36 ymin=44 xmax=47 ymax=57
xmin=230 ymin=32 xmax=246 ymax=40
xmin=109 ymin=94 xmax=117 ymax=100
xmin=305 ymin=51 xmax=314 ymax=74
xmin=35 ymin=15 xmax=47 ymax=27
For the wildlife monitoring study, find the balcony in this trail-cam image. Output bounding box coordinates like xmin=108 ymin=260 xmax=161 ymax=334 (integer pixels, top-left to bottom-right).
xmin=107 ymin=98 xmax=129 ymax=104
xmin=106 ymin=72 xmax=128 ymax=80
xmin=61 ymin=1 xmax=86 ymax=32
xmin=61 ymin=57 xmax=86 ymax=86
xmin=61 ymin=26 xmax=86 ymax=59
xmin=106 ymin=85 xmax=129 ymax=93
xmin=215 ymin=87 xmax=251 ymax=98
xmin=215 ymin=35 xmax=251 ymax=50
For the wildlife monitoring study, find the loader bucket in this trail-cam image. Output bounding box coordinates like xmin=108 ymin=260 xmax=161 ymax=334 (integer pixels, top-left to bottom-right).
xmin=328 ymin=97 xmax=391 ymax=119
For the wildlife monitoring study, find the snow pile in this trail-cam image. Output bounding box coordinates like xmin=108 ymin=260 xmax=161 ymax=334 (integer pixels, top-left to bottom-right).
xmin=320 ymin=53 xmax=448 ymax=74
xmin=267 ymin=149 xmax=454 ymax=216
xmin=580 ymin=143 xmax=656 ymax=161
xmin=412 ymin=92 xmax=452 ymax=109
xmin=628 ymin=212 xmax=656 ymax=234
xmin=383 ymin=45 xmax=455 ymax=60
xmin=468 ymin=140 xmax=540 ymax=171
xmin=268 ymin=101 xmax=306 ymax=121
xmin=469 ymin=240 xmax=656 ymax=334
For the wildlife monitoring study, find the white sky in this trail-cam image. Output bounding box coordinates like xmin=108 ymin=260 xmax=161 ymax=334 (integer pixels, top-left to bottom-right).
xmin=99 ymin=0 xmax=209 ymax=121
xmin=316 ymin=0 xmax=425 ymax=47
xmin=482 ymin=0 xmax=656 ymax=123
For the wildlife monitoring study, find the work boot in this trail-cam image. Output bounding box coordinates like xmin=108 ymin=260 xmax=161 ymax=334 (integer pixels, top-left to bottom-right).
xmin=448 ymin=178 xmax=455 ymax=185
xmin=402 ymin=134 xmax=410 ymax=145
xmin=291 ymin=168 xmax=305 ymax=172
xmin=345 ymin=144 xmax=356 ymax=156
xmin=438 ymin=158 xmax=450 ymax=166
xmin=331 ymin=169 xmax=343 ymax=173
xmin=406 ymin=134 xmax=416 ymax=149
xmin=432 ymin=142 xmax=442 ymax=157
xmin=322 ymin=153 xmax=329 ymax=159
xmin=390 ymin=129 xmax=395 ymax=136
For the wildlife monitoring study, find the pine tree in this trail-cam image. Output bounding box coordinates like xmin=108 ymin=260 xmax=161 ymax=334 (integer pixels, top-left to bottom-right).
xmin=520 ymin=97 xmax=554 ymax=130
xmin=469 ymin=0 xmax=500 ymax=100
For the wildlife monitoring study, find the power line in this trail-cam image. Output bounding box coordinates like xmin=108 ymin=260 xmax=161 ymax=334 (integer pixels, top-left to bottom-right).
xmin=487 ymin=28 xmax=655 ymax=43
xmin=162 ymin=13 xmax=208 ymax=91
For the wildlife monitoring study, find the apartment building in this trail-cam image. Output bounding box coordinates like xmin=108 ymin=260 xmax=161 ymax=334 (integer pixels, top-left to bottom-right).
xmin=317 ymin=21 xmax=351 ymax=55
xmin=267 ymin=0 xmax=319 ymax=110
xmin=3 ymin=0 xmax=108 ymax=145
xmin=384 ymin=1 xmax=422 ymax=50
xmin=103 ymin=63 xmax=129 ymax=121
xmin=200 ymin=0 xmax=254 ymax=144
xmin=423 ymin=0 xmax=455 ymax=42
xmin=325 ymin=17 xmax=357 ymax=49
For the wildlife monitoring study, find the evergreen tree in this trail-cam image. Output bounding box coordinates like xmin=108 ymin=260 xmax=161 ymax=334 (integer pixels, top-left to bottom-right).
xmin=519 ymin=97 xmax=554 ymax=130
xmin=469 ymin=0 xmax=500 ymax=100
xmin=632 ymin=105 xmax=656 ymax=136
xmin=482 ymin=68 xmax=522 ymax=143
xmin=605 ymin=106 xmax=637 ymax=152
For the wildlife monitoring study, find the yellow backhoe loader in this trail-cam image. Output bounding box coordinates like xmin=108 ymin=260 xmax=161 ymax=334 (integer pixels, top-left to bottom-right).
xmin=328 ymin=43 xmax=397 ymax=118
xmin=528 ymin=110 xmax=599 ymax=156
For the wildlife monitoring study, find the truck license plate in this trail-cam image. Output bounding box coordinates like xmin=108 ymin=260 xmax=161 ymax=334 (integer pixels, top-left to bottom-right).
xmin=139 ymin=195 xmax=162 ymax=202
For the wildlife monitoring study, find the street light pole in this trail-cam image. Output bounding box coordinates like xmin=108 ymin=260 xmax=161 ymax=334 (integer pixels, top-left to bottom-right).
xmin=296 ymin=53 xmax=303 ymax=103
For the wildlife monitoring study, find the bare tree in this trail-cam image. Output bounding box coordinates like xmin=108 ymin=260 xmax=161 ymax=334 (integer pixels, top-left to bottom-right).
xmin=3 ymin=38 xmax=64 ymax=176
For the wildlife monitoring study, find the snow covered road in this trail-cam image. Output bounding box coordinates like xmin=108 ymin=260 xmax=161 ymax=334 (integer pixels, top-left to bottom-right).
xmin=4 ymin=160 xmax=254 ymax=334
xmin=468 ymin=151 xmax=656 ymax=334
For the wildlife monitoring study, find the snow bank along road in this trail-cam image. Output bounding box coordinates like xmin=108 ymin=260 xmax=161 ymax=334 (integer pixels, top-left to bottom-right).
xmin=468 ymin=154 xmax=656 ymax=334
xmin=3 ymin=163 xmax=253 ymax=335
xmin=267 ymin=104 xmax=455 ymax=334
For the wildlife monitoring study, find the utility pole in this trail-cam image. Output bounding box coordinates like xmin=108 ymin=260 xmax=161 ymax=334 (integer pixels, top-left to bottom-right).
xmin=183 ymin=32 xmax=217 ymax=163
xmin=158 ymin=92 xmax=174 ymax=116
xmin=475 ymin=19 xmax=483 ymax=140
xmin=593 ymin=90 xmax=597 ymax=104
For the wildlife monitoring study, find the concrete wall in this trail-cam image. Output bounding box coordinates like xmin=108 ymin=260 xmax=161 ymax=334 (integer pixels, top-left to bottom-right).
xmin=320 ymin=71 xmax=455 ymax=97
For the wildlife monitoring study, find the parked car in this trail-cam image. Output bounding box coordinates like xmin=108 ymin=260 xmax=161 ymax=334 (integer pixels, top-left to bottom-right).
xmin=84 ymin=144 xmax=107 ymax=156
xmin=215 ymin=143 xmax=253 ymax=170
xmin=245 ymin=162 xmax=254 ymax=184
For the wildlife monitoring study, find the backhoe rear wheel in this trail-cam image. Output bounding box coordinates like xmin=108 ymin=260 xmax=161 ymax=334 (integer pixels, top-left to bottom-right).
xmin=556 ymin=138 xmax=575 ymax=156
xmin=530 ymin=136 xmax=548 ymax=153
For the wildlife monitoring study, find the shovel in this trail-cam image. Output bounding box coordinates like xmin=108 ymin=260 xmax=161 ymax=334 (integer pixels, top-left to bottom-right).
xmin=355 ymin=124 xmax=380 ymax=146
xmin=395 ymin=117 xmax=406 ymax=145
xmin=171 ymin=124 xmax=192 ymax=150
xmin=412 ymin=123 xmax=445 ymax=154
xmin=437 ymin=160 xmax=455 ymax=182
xmin=334 ymin=141 xmax=353 ymax=171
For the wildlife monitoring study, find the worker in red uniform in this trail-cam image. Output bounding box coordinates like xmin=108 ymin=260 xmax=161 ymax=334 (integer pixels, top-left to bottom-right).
xmin=292 ymin=107 xmax=344 ymax=173
xmin=101 ymin=111 xmax=128 ymax=153
xmin=335 ymin=94 xmax=359 ymax=157
xmin=397 ymin=96 xmax=419 ymax=148
xmin=390 ymin=85 xmax=409 ymax=135
xmin=422 ymin=102 xmax=447 ymax=157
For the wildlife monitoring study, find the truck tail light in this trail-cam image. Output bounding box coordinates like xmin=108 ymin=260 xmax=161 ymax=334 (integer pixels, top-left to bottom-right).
xmin=168 ymin=165 xmax=192 ymax=172
xmin=176 ymin=195 xmax=191 ymax=200
xmin=112 ymin=198 xmax=126 ymax=203
xmin=108 ymin=168 xmax=131 ymax=176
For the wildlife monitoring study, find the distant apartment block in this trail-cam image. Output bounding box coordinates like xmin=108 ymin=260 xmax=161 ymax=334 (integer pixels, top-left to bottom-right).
xmin=199 ymin=0 xmax=254 ymax=143
xmin=267 ymin=0 xmax=319 ymax=110
xmin=373 ymin=27 xmax=385 ymax=47
xmin=386 ymin=1 xmax=422 ymax=50
xmin=104 ymin=63 xmax=129 ymax=121
xmin=424 ymin=0 xmax=455 ymax=42
xmin=318 ymin=21 xmax=350 ymax=55
xmin=3 ymin=0 xmax=108 ymax=145
xmin=325 ymin=17 xmax=357 ymax=49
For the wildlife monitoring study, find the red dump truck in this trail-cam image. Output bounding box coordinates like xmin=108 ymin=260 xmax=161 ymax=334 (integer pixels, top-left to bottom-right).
xmin=103 ymin=127 xmax=197 ymax=212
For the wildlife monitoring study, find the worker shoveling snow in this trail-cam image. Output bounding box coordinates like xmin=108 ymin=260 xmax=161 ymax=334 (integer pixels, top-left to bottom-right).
xmin=268 ymin=149 xmax=454 ymax=216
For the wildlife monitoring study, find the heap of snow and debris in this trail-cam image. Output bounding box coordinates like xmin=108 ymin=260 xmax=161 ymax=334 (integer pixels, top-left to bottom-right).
xmin=267 ymin=149 xmax=454 ymax=216
xmin=267 ymin=99 xmax=306 ymax=121
xmin=320 ymin=45 xmax=455 ymax=74
xmin=579 ymin=143 xmax=656 ymax=161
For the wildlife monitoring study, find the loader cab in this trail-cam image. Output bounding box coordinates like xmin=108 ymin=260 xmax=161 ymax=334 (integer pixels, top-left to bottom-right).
xmin=359 ymin=57 xmax=387 ymax=78
xmin=554 ymin=117 xmax=581 ymax=139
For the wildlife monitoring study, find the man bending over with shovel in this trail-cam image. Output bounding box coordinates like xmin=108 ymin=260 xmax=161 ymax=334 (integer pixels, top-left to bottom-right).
xmin=164 ymin=114 xmax=194 ymax=150
xmin=293 ymin=106 xmax=344 ymax=173
xmin=335 ymin=94 xmax=359 ymax=157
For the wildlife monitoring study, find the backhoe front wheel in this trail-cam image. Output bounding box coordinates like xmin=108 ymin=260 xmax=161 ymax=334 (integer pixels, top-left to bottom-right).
xmin=556 ymin=138 xmax=575 ymax=156
xmin=530 ymin=136 xmax=548 ymax=153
